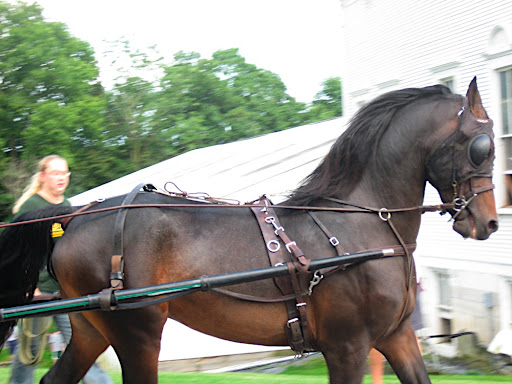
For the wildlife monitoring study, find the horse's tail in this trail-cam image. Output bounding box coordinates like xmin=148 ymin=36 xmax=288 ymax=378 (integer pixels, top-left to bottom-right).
xmin=0 ymin=206 xmax=77 ymax=349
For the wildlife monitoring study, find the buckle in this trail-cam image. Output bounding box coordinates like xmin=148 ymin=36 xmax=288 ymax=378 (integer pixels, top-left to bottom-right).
xmin=329 ymin=237 xmax=339 ymax=246
xmin=285 ymin=241 xmax=297 ymax=253
xmin=287 ymin=318 xmax=299 ymax=327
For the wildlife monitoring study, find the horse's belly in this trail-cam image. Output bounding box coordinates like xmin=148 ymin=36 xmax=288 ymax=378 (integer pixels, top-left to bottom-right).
xmin=168 ymin=292 xmax=290 ymax=346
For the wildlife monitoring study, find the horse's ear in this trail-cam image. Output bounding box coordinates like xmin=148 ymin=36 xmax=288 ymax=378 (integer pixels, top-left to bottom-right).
xmin=466 ymin=76 xmax=489 ymax=119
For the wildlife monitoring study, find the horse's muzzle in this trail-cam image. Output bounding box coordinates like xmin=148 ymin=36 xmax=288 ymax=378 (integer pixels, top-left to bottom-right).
xmin=452 ymin=206 xmax=498 ymax=240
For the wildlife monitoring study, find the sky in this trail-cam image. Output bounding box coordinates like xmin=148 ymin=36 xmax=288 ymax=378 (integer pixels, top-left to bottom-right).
xmin=31 ymin=0 xmax=344 ymax=103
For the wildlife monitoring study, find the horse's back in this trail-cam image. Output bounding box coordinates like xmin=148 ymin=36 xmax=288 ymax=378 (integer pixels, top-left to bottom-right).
xmin=52 ymin=192 xmax=279 ymax=297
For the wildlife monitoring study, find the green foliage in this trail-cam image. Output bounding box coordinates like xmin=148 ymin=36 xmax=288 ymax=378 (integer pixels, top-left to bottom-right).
xmin=152 ymin=48 xmax=311 ymax=160
xmin=0 ymin=1 xmax=342 ymax=221
xmin=307 ymin=77 xmax=343 ymax=121
xmin=0 ymin=1 xmax=107 ymax=218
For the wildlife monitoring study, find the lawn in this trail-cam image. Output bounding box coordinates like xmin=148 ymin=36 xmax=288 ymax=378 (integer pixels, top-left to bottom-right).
xmin=1 ymin=346 xmax=509 ymax=383
xmin=0 ymin=367 xmax=510 ymax=384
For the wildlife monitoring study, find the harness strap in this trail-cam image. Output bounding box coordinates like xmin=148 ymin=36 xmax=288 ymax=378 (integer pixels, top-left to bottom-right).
xmin=384 ymin=216 xmax=415 ymax=334
xmin=322 ymin=197 xmax=417 ymax=336
xmin=110 ymin=183 xmax=154 ymax=290
xmin=469 ymin=183 xmax=495 ymax=195
xmin=210 ymin=287 xmax=305 ymax=303
xmin=250 ymin=202 xmax=295 ymax=295
xmin=308 ymin=211 xmax=345 ymax=257
xmin=210 ymin=243 xmax=414 ymax=303
xmin=60 ymin=201 xmax=100 ymax=228
xmin=287 ymin=262 xmax=311 ymax=352
xmin=250 ymin=197 xmax=313 ymax=354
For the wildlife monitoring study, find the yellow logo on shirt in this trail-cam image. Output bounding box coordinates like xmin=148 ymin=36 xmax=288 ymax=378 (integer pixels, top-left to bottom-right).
xmin=51 ymin=223 xmax=64 ymax=238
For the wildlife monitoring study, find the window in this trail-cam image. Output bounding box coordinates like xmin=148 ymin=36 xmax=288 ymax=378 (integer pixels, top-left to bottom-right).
xmin=438 ymin=271 xmax=452 ymax=308
xmin=440 ymin=77 xmax=455 ymax=92
xmin=440 ymin=318 xmax=452 ymax=343
xmin=435 ymin=269 xmax=453 ymax=342
xmin=499 ymin=68 xmax=512 ymax=205
xmin=509 ymin=280 xmax=512 ymax=327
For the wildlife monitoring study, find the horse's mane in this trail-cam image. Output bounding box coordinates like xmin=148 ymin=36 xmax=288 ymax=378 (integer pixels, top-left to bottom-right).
xmin=287 ymin=85 xmax=455 ymax=206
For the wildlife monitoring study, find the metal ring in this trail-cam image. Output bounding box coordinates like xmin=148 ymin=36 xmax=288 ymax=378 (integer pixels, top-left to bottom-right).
xmin=267 ymin=240 xmax=280 ymax=253
xmin=452 ymin=196 xmax=465 ymax=212
xmin=378 ymin=208 xmax=391 ymax=221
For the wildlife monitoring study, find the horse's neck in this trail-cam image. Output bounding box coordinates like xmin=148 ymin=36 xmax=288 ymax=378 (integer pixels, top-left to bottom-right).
xmin=354 ymin=157 xmax=427 ymax=209
xmin=346 ymin=144 xmax=428 ymax=244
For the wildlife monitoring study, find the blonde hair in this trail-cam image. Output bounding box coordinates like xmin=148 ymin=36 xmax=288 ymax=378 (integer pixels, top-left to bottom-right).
xmin=12 ymin=155 xmax=67 ymax=214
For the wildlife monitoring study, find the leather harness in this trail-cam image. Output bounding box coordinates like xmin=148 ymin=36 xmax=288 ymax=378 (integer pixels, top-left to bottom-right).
xmin=54 ymin=181 xmax=472 ymax=354
xmin=98 ymin=183 xmax=156 ymax=311
xmin=250 ymin=197 xmax=312 ymax=354
xmin=95 ymin=185 xmax=419 ymax=354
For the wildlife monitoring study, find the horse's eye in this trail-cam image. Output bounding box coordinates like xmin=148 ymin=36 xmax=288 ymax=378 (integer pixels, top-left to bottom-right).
xmin=468 ymin=134 xmax=492 ymax=167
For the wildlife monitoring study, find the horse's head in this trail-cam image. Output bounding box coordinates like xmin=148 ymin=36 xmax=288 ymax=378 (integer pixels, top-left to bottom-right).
xmin=426 ymin=77 xmax=498 ymax=240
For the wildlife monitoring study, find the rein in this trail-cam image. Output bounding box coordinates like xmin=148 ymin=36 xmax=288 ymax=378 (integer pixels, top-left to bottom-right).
xmin=0 ymin=199 xmax=458 ymax=229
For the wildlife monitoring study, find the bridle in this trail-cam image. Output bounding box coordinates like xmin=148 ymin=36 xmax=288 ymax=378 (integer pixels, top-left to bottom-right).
xmin=449 ymin=180 xmax=494 ymax=221
xmin=426 ymin=97 xmax=495 ymax=222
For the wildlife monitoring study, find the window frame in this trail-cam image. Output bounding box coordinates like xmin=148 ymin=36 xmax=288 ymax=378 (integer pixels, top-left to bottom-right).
xmin=497 ymin=67 xmax=512 ymax=207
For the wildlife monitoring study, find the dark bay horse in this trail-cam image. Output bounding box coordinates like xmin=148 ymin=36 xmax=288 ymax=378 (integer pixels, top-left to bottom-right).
xmin=0 ymin=78 xmax=498 ymax=383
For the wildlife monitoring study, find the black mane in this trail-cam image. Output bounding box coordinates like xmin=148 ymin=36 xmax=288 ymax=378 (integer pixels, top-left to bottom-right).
xmin=287 ymin=84 xmax=455 ymax=206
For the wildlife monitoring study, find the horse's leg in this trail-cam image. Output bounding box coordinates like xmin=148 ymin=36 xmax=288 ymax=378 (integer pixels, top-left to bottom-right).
xmin=41 ymin=312 xmax=110 ymax=384
xmin=376 ymin=321 xmax=431 ymax=384
xmin=321 ymin=341 xmax=370 ymax=384
xmin=105 ymin=306 xmax=167 ymax=384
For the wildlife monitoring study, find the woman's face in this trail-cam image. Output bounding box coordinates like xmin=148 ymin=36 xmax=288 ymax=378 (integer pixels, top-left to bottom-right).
xmin=40 ymin=159 xmax=70 ymax=197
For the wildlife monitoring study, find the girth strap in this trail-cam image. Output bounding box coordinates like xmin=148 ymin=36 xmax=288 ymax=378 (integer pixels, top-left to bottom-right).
xmin=109 ymin=183 xmax=155 ymax=290
xmin=99 ymin=184 xmax=156 ymax=311
xmin=250 ymin=197 xmax=313 ymax=354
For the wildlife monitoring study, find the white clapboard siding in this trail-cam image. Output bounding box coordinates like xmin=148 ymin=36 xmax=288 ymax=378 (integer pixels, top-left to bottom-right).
xmin=341 ymin=0 xmax=512 ymax=343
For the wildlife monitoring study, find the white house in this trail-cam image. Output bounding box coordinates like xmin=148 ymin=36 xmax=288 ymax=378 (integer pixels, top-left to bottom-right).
xmin=340 ymin=0 xmax=512 ymax=347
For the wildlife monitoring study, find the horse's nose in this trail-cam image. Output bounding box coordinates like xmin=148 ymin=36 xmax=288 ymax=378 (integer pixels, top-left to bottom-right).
xmin=488 ymin=219 xmax=498 ymax=233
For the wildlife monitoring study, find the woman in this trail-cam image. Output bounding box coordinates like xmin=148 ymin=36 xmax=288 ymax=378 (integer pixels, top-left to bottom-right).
xmin=10 ymin=155 xmax=112 ymax=384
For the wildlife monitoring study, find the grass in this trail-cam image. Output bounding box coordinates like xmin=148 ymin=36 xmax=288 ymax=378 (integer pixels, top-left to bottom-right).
xmin=0 ymin=367 xmax=510 ymax=383
xmin=0 ymin=345 xmax=509 ymax=383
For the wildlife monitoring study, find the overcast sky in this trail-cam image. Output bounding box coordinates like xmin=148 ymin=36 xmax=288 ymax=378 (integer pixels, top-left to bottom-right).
xmin=33 ymin=0 xmax=344 ymax=103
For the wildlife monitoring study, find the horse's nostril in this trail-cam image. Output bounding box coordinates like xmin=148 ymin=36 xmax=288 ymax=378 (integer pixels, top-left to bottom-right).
xmin=488 ymin=220 xmax=498 ymax=232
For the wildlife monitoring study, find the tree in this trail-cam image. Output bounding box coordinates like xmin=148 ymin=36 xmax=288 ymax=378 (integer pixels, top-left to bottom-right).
xmin=152 ymin=49 xmax=310 ymax=158
xmin=152 ymin=51 xmax=241 ymax=157
xmin=211 ymin=48 xmax=309 ymax=135
xmin=0 ymin=1 xmax=106 ymax=219
xmin=308 ymin=77 xmax=343 ymax=121
xmin=104 ymin=76 xmax=160 ymax=171
xmin=0 ymin=2 xmax=342 ymax=220
xmin=0 ymin=2 xmax=100 ymax=152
